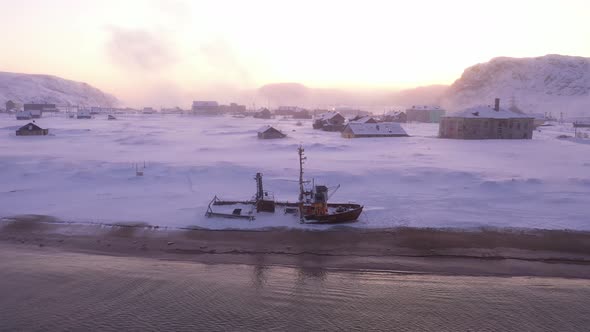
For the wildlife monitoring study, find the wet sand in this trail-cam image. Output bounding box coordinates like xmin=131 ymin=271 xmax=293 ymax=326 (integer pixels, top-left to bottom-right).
xmin=1 ymin=215 xmax=590 ymax=278
xmin=1 ymin=244 xmax=590 ymax=331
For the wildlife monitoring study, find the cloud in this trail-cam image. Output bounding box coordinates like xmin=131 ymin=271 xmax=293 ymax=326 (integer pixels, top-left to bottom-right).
xmin=106 ymin=26 xmax=177 ymax=71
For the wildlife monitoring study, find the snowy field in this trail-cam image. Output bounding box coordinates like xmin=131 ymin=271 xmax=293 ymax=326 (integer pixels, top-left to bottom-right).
xmin=1 ymin=113 xmax=589 ymax=230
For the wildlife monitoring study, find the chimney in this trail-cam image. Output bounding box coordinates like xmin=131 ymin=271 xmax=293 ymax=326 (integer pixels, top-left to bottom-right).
xmin=494 ymin=98 xmax=500 ymax=112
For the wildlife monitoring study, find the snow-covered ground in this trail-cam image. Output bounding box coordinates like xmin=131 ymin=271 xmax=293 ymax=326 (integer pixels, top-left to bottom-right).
xmin=1 ymin=113 xmax=589 ymax=230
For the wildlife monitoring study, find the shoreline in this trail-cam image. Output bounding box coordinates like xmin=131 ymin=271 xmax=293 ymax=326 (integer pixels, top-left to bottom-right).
xmin=2 ymin=214 xmax=590 ymax=279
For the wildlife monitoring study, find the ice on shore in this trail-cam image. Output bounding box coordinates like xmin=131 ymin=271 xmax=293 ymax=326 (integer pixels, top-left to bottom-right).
xmin=0 ymin=113 xmax=589 ymax=230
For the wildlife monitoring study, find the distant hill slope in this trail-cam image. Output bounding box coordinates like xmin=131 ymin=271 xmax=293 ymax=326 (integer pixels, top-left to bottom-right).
xmin=0 ymin=72 xmax=117 ymax=107
xmin=443 ymin=54 xmax=590 ymax=116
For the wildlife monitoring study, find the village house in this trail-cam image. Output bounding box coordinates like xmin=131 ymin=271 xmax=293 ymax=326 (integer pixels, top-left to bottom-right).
xmin=77 ymin=109 xmax=92 ymax=119
xmin=15 ymin=111 xmax=32 ymax=120
xmin=331 ymin=106 xmax=370 ymax=117
xmin=219 ymin=103 xmax=247 ymax=114
xmin=439 ymin=99 xmax=535 ymax=139
xmin=5 ymin=100 xmax=18 ymax=112
xmin=254 ymin=108 xmax=272 ymax=119
xmin=350 ymin=115 xmax=378 ymax=124
xmin=313 ymin=111 xmax=346 ymax=131
xmin=406 ymin=105 xmax=446 ymax=123
xmin=342 ymin=122 xmax=409 ymax=138
xmin=90 ymin=107 xmax=111 ymax=114
xmin=16 ymin=122 xmax=49 ymax=136
xmin=274 ymin=106 xmax=300 ymax=116
xmin=192 ymin=101 xmax=220 ymax=115
xmin=382 ymin=110 xmax=407 ymax=123
xmin=257 ymin=125 xmax=286 ymax=139
xmin=292 ymin=109 xmax=312 ymax=119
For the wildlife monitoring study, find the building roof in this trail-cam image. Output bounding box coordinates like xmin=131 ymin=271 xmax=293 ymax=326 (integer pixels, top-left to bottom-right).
xmin=257 ymin=125 xmax=282 ymax=134
xmin=18 ymin=122 xmax=44 ymax=131
xmin=24 ymin=103 xmax=57 ymax=111
xmin=192 ymin=101 xmax=218 ymax=107
xmin=385 ymin=110 xmax=405 ymax=116
xmin=446 ymin=105 xmax=534 ymax=119
xmin=277 ymin=106 xmax=301 ymax=111
xmin=351 ymin=116 xmax=376 ymax=123
xmin=317 ymin=111 xmax=343 ymax=121
xmin=346 ymin=122 xmax=408 ymax=136
xmin=407 ymin=105 xmax=444 ymax=111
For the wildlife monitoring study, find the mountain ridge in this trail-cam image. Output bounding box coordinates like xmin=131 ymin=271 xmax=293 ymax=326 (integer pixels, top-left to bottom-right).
xmin=0 ymin=71 xmax=117 ymax=108
xmin=442 ymin=54 xmax=590 ymax=115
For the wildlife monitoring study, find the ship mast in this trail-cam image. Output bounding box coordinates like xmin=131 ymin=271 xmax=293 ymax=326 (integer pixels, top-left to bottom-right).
xmin=297 ymin=146 xmax=306 ymax=223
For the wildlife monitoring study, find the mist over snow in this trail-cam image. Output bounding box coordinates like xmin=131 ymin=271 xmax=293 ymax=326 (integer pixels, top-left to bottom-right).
xmin=1 ymin=113 xmax=589 ymax=231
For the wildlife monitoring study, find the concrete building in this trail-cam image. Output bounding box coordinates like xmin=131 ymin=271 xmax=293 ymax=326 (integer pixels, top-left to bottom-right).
xmin=192 ymin=101 xmax=220 ymax=115
xmin=24 ymin=103 xmax=58 ymax=115
xmin=16 ymin=122 xmax=48 ymax=136
xmin=406 ymin=105 xmax=445 ymax=123
xmin=257 ymin=125 xmax=286 ymax=139
xmin=439 ymin=99 xmax=534 ymax=139
xmin=342 ymin=122 xmax=408 ymax=138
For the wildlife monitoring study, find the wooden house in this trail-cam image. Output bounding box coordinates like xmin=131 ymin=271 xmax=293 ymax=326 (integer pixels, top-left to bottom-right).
xmin=439 ymin=99 xmax=534 ymax=139
xmin=254 ymin=108 xmax=272 ymax=119
xmin=382 ymin=110 xmax=407 ymax=123
xmin=350 ymin=115 xmax=378 ymax=124
xmin=5 ymin=100 xmax=17 ymax=112
xmin=257 ymin=125 xmax=286 ymax=139
xmin=313 ymin=111 xmax=346 ymax=131
xmin=16 ymin=122 xmax=48 ymax=136
xmin=342 ymin=122 xmax=408 ymax=138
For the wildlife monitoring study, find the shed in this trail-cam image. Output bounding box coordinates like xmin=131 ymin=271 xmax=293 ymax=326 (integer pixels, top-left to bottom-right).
xmin=257 ymin=125 xmax=286 ymax=139
xmin=16 ymin=122 xmax=48 ymax=136
xmin=342 ymin=122 xmax=408 ymax=138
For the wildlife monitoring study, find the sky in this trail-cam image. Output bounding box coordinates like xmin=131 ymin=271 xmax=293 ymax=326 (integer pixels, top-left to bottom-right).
xmin=0 ymin=0 xmax=589 ymax=106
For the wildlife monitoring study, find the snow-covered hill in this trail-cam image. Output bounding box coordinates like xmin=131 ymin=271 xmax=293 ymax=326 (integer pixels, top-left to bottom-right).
xmin=444 ymin=55 xmax=590 ymax=116
xmin=0 ymin=72 xmax=117 ymax=108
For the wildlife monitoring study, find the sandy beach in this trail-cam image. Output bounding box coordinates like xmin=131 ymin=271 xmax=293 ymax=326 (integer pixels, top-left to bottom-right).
xmin=2 ymin=214 xmax=590 ymax=279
